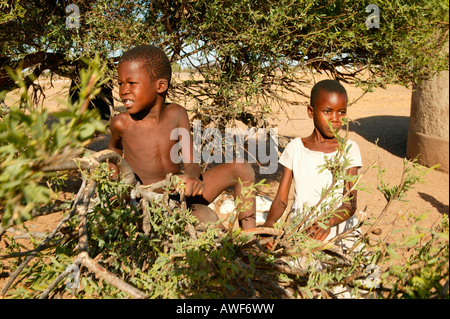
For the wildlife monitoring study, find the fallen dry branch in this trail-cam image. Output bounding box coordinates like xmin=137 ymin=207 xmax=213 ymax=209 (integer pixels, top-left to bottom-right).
xmin=2 ymin=149 xmax=198 ymax=299
xmin=243 ymin=227 xmax=283 ymax=237
xmin=41 ymin=157 xmax=147 ymax=298
xmin=78 ymin=252 xmax=147 ymax=299
xmin=1 ymin=150 xmax=148 ymax=298
xmin=42 ymin=149 xmax=137 ymax=187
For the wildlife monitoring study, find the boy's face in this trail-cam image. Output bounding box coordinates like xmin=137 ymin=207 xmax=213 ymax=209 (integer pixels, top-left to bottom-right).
xmin=308 ymin=91 xmax=348 ymax=139
xmin=117 ymin=60 xmax=162 ymax=115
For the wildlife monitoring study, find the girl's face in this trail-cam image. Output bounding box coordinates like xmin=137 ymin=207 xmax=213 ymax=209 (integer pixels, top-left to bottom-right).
xmin=308 ymin=91 xmax=348 ymax=139
xmin=117 ymin=60 xmax=160 ymax=116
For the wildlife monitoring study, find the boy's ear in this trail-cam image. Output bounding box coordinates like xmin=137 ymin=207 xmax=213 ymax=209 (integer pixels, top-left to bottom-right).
xmin=156 ymin=79 xmax=169 ymax=94
xmin=307 ymin=105 xmax=314 ymax=118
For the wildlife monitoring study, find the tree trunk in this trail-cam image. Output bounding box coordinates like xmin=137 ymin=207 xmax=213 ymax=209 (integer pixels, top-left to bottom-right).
xmin=407 ymin=70 xmax=449 ymax=173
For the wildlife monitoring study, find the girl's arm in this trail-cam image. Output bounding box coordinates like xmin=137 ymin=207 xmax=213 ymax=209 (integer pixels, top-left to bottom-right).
xmin=262 ymin=166 xmax=293 ymax=228
xmin=328 ymin=166 xmax=359 ymax=225
xmin=308 ymin=166 xmax=359 ymax=240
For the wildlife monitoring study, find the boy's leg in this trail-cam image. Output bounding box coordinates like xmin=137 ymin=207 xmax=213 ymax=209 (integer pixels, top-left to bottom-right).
xmin=190 ymin=204 xmax=226 ymax=231
xmin=200 ymin=161 xmax=256 ymax=230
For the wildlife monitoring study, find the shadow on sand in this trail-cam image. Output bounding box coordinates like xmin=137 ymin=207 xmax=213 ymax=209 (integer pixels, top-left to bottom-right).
xmin=348 ymin=115 xmax=410 ymax=158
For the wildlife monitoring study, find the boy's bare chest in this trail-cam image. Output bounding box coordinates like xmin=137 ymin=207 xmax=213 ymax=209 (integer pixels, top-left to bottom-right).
xmin=121 ymin=122 xmax=177 ymax=153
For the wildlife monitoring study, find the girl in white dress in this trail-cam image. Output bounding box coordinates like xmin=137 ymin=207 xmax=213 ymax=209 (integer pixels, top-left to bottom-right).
xmin=263 ymin=79 xmax=362 ymax=247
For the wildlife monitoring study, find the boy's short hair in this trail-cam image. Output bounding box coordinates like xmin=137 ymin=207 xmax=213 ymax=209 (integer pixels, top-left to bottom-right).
xmin=310 ymin=79 xmax=347 ymax=108
xmin=119 ymin=44 xmax=172 ymax=85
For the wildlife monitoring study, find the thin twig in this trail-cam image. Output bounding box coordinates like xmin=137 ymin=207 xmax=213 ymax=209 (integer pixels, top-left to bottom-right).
xmin=77 ymin=179 xmax=97 ymax=254
xmin=347 ymin=166 xmax=407 ymax=254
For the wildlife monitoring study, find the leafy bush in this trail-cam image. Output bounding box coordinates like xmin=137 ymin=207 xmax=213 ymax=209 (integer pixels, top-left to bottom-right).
xmin=0 ymin=56 xmax=107 ymax=227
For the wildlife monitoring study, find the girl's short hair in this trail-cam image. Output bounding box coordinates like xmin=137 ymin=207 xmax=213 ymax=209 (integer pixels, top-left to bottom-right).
xmin=310 ymin=79 xmax=347 ymax=108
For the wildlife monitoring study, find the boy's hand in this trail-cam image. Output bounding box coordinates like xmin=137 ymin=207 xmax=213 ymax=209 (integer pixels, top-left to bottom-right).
xmin=178 ymin=173 xmax=205 ymax=197
xmin=307 ymin=222 xmax=331 ymax=241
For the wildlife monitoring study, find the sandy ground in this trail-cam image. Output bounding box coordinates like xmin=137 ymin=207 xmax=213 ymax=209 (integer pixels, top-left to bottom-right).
xmin=1 ymin=75 xmax=448 ymax=293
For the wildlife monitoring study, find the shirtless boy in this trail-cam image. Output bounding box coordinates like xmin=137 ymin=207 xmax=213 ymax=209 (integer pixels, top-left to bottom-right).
xmin=108 ymin=45 xmax=256 ymax=230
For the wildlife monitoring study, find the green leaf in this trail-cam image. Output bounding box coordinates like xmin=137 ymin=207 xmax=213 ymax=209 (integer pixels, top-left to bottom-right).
xmin=386 ymin=245 xmax=401 ymax=259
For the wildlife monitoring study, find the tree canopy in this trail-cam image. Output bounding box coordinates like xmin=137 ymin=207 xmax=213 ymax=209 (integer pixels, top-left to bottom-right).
xmin=1 ymin=0 xmax=449 ymax=126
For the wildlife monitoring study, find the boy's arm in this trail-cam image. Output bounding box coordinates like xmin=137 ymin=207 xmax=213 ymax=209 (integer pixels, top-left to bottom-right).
xmin=107 ymin=116 xmax=124 ymax=155
xmin=106 ymin=116 xmax=124 ymax=179
xmin=176 ymin=107 xmax=204 ymax=196
xmin=262 ymin=166 xmax=293 ymax=228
